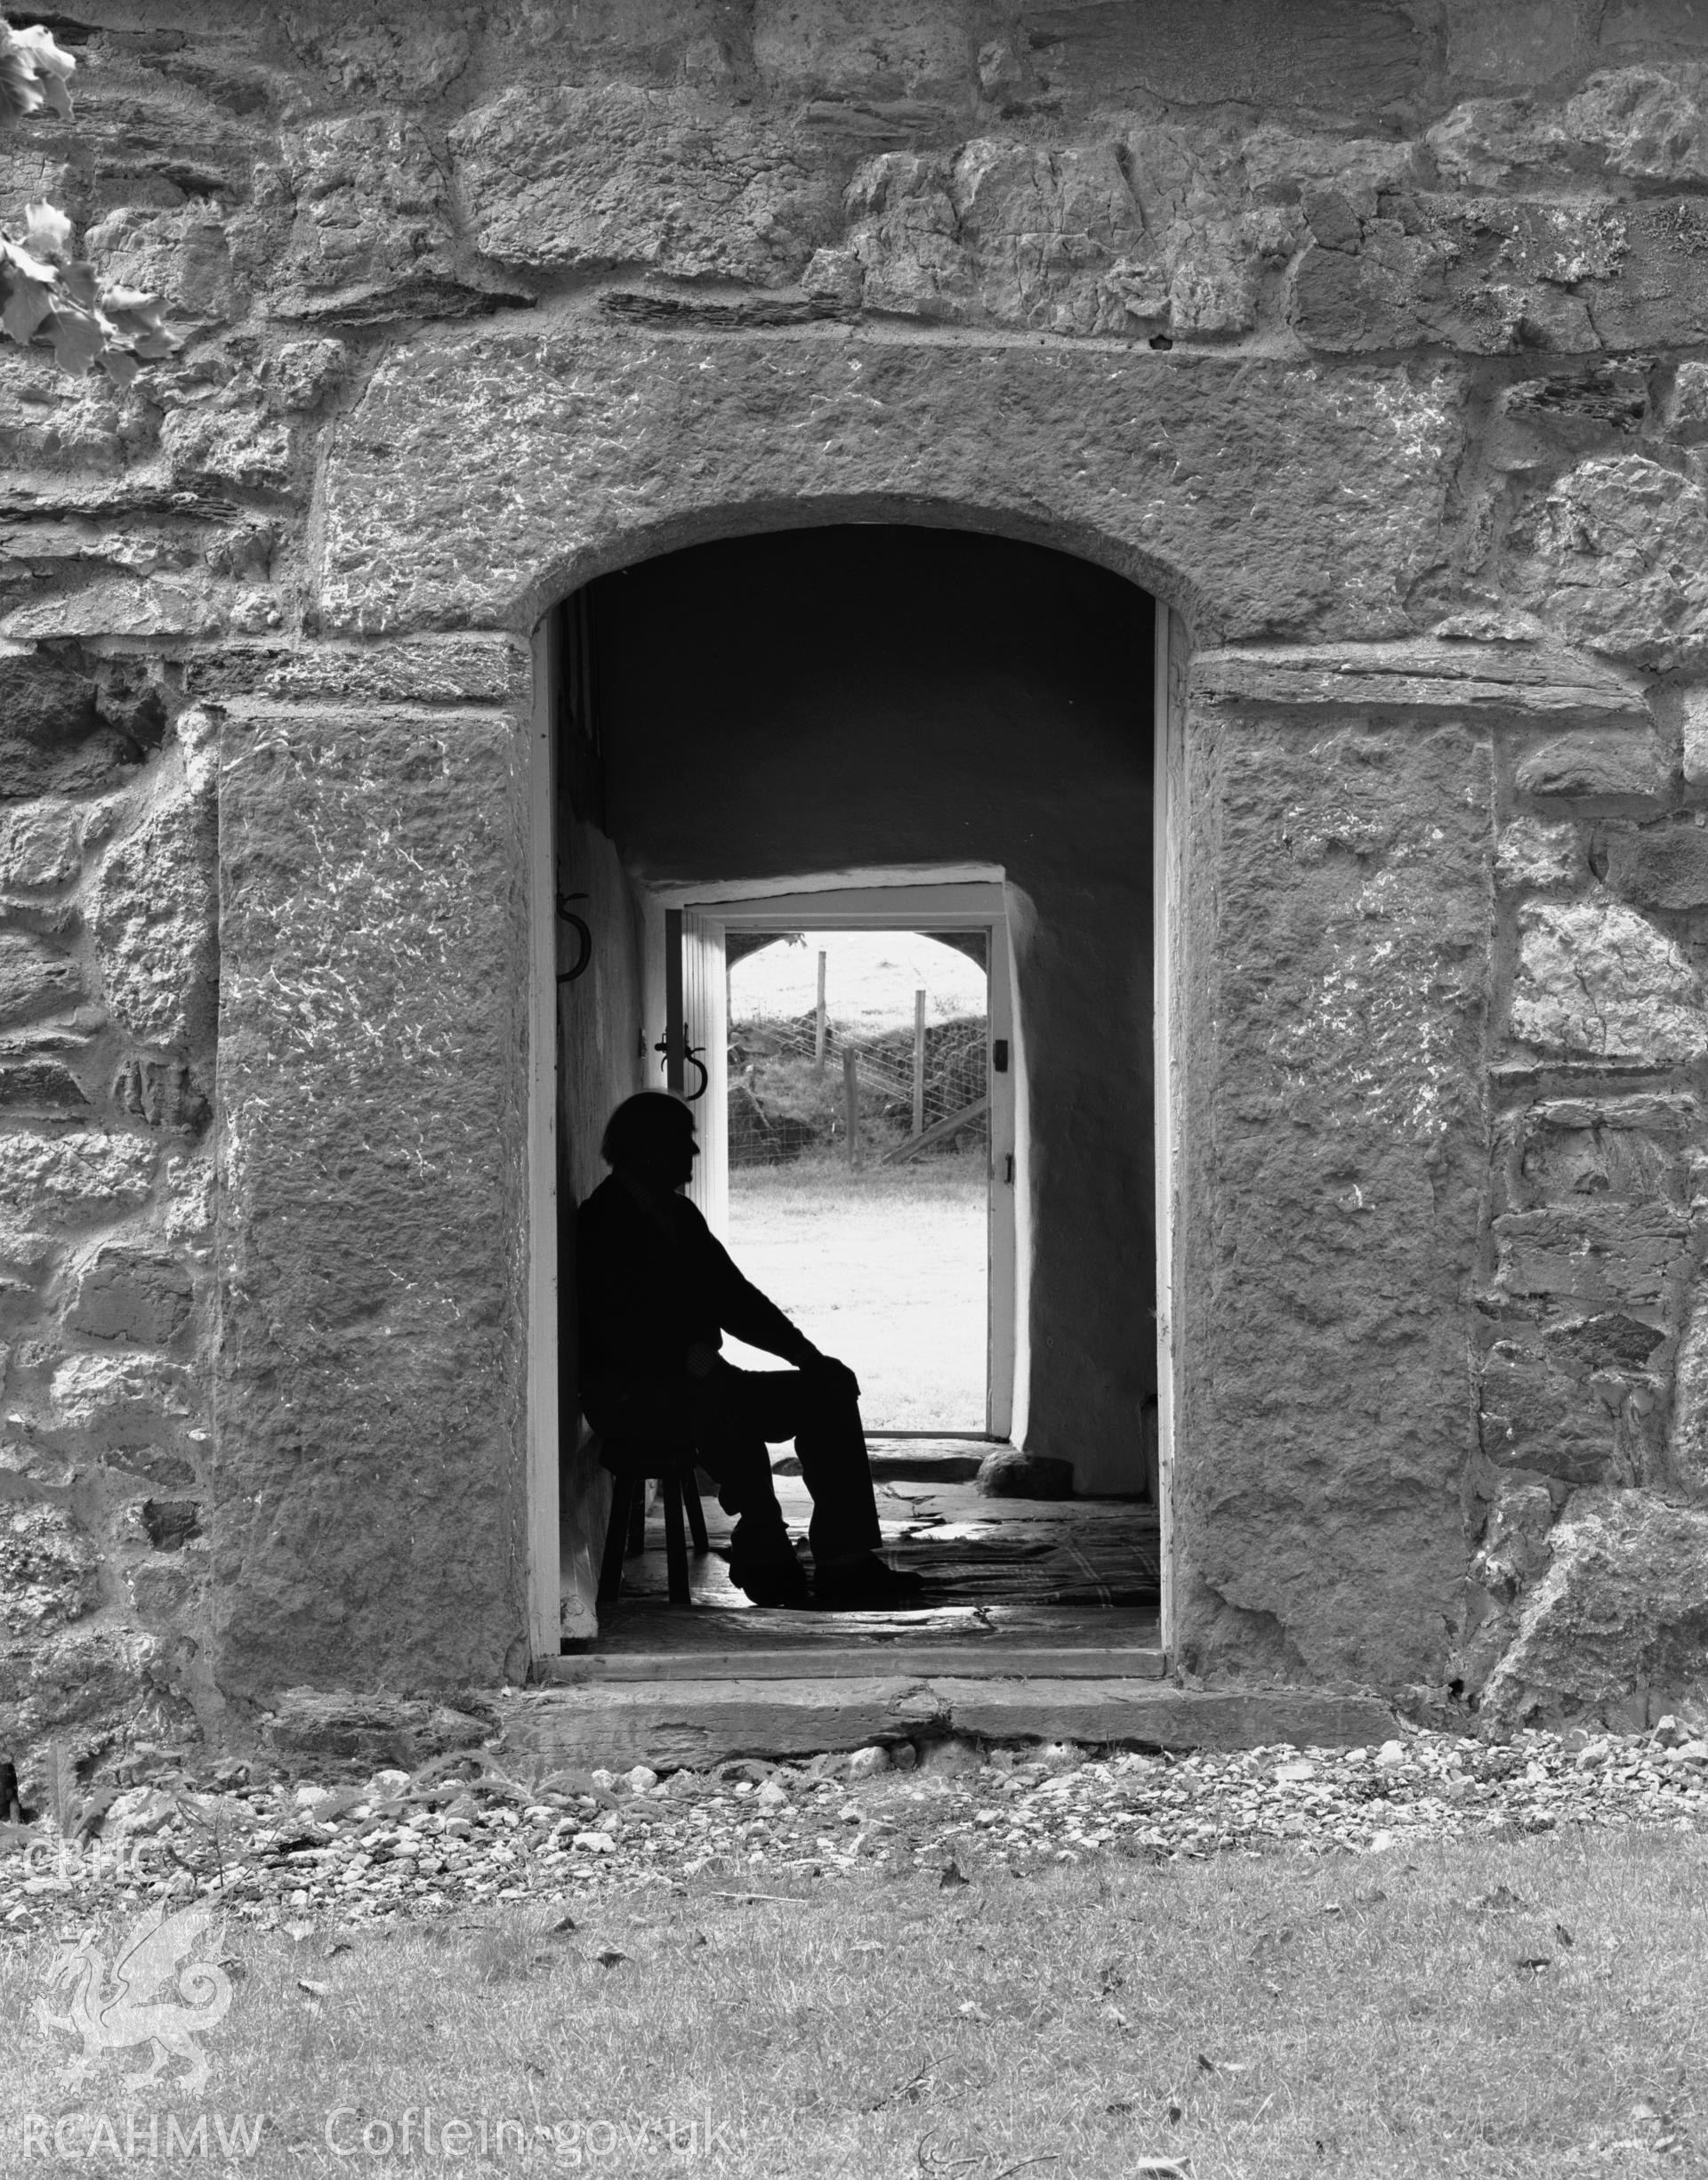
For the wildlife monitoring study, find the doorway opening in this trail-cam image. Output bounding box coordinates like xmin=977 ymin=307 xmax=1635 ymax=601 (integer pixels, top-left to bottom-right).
xmin=726 ymin=924 xmax=990 ymax=1433
xmin=543 ymin=524 xmax=1168 ymax=1675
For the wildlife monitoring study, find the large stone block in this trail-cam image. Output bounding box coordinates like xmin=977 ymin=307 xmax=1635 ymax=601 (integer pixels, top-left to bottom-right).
xmin=752 ymin=0 xmax=975 ymax=102
xmin=0 ymin=653 xmax=112 ymax=803
xmin=0 ymin=1134 xmax=154 ymax=1224
xmin=1515 ymin=728 xmax=1669 ymax=804
xmin=842 ymin=138 xmax=1168 ymax=335
xmin=1293 ymin=188 xmax=1708 ymax=358
xmin=0 ymin=1502 xmax=99 ymax=1635
xmin=1509 ymin=899 xmax=1708 ymax=1061
xmin=0 ymin=1061 xmax=88 ymax=1114
xmin=0 ymin=803 xmax=81 ymax=888
xmin=50 ymin=1352 xmax=191 ymax=1449
xmin=82 ymin=204 xmax=246 ymax=329
xmin=999 ymin=0 xmax=1426 ymax=117
xmin=1598 ymin=815 xmax=1708 ymax=910
xmin=1172 ymin=717 xmax=1493 ymax=1686
xmin=259 ymin=1685 xmax=495 ymax=1770
xmin=213 ymin=700 xmax=530 ymax=1699
xmin=1495 ymin=816 xmax=1582 ymax=891
xmin=1511 ymin=455 xmax=1708 ymax=672
xmin=1569 ymin=62 xmax=1708 ymax=182
xmin=277 ymin=113 xmax=485 ymax=320
xmin=66 ymin=1245 xmax=194 ymax=1346
xmin=90 ymin=711 xmax=219 ymax=1053
xmin=1 ymin=577 xmax=230 ymax=645
xmin=1470 ymin=1478 xmax=1558 ymax=1603
xmin=318 ymin=329 xmax=1466 ymax=642
xmin=1492 ymin=1203 xmax=1695 ymax=1308
xmin=451 ymin=86 xmax=846 ymax=287
xmin=1666 ymin=1288 xmax=1708 ymax=1499
xmin=188 ymin=636 xmax=532 ymax=709
xmin=1478 ymin=1343 xmax=1616 ymax=1483
xmin=0 ymin=1623 xmax=170 ymax=1751
xmin=160 ymin=401 xmax=294 ymax=496
xmin=1479 ymin=1487 xmax=1708 ymax=1727
xmin=1510 ymin=1092 xmax=1699 ymax=1207
xmin=0 ymin=934 xmax=79 ymax=1026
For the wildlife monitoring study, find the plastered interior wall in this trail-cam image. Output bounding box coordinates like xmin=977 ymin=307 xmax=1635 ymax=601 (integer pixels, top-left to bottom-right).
xmin=579 ymin=525 xmax=1156 ymax=1494
xmin=10 ymin=0 xmax=1708 ymax=1779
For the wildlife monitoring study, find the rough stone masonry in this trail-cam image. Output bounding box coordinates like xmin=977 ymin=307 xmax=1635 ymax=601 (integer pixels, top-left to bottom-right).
xmin=7 ymin=0 xmax=1708 ymax=1788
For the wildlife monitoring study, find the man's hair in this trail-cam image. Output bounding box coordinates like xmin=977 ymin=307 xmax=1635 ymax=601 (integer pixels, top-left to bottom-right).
xmin=600 ymin=1091 xmax=697 ymax=1169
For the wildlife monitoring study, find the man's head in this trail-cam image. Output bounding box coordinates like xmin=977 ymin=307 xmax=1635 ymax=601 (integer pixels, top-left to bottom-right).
xmin=600 ymin=1092 xmax=698 ymax=1193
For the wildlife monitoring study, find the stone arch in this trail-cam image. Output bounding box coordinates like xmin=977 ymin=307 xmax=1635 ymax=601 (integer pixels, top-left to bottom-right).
xmin=517 ymin=491 xmax=1186 ymax=640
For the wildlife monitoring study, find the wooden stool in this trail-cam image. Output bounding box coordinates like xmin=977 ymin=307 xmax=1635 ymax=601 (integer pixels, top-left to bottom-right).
xmin=595 ymin=1438 xmax=712 ymax=1607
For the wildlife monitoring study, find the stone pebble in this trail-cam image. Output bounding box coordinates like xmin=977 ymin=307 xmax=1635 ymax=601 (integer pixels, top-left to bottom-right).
xmin=4 ymin=1721 xmax=1705 ymax=1936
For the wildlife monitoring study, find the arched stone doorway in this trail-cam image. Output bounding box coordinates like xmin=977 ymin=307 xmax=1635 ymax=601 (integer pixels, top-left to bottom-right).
xmin=550 ymin=524 xmax=1165 ymax=1659
xmin=212 ymin=319 xmax=1486 ymax=1733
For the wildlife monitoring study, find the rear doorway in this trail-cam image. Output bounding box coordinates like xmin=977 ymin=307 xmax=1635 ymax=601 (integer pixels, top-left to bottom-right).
xmin=728 ymin=925 xmax=991 ymax=1433
xmin=546 ymin=525 xmax=1165 ymax=1678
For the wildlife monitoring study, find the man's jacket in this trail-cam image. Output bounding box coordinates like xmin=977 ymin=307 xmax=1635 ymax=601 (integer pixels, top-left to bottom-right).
xmin=575 ymin=1173 xmax=811 ymax=1421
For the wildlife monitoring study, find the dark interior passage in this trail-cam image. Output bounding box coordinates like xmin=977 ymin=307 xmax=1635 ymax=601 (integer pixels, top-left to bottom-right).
xmin=576 ymin=525 xmax=1157 ymax=1495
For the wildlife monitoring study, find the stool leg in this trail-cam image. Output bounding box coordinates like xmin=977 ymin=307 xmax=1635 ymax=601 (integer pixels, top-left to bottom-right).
xmin=684 ymin=1466 xmax=711 ymax=1555
xmin=598 ymin=1476 xmax=633 ymax=1605
xmin=626 ymin=1478 xmax=648 ymax=1556
xmin=661 ymin=1474 xmax=690 ymax=1606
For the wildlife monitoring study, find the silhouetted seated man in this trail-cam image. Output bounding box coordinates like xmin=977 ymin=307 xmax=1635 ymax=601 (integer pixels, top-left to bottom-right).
xmin=577 ymin=1091 xmax=926 ymax=1611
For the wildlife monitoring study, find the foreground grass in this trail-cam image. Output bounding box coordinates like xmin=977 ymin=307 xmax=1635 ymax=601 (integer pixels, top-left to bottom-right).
xmin=4 ymin=1830 xmax=1704 ymax=2176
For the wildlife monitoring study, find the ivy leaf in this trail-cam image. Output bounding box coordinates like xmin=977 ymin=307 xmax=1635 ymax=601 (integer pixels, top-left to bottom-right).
xmin=0 ymin=262 xmax=53 ymax=344
xmin=0 ymin=24 xmax=77 ymax=125
xmin=59 ymin=260 xmax=98 ymax=311
xmin=44 ymin=302 xmax=104 ymax=375
xmin=22 ymin=200 xmax=70 ymax=259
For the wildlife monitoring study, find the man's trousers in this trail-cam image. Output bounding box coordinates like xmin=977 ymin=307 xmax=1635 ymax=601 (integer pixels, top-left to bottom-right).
xmin=584 ymin=1359 xmax=882 ymax=1563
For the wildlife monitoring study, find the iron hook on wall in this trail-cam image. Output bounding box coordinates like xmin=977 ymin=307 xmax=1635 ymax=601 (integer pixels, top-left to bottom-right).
xmin=555 ymin=891 xmax=592 ymax=984
xmin=654 ymin=1025 xmax=710 ymax=1101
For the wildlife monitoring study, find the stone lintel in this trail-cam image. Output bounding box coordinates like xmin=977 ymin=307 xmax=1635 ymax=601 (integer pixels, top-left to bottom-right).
xmin=185 ymin=635 xmax=532 ymax=708
xmin=495 ymin=1680 xmax=1398 ymax=1769
xmin=1192 ymin=641 xmax=1648 ymax=721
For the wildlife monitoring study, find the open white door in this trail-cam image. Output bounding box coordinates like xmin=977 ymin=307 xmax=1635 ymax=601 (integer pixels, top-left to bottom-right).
xmin=682 ymin=909 xmax=728 ymax=1236
xmin=986 ymin=915 xmax=1016 ymax=1441
xmin=659 ymin=877 xmax=1018 ymax=1440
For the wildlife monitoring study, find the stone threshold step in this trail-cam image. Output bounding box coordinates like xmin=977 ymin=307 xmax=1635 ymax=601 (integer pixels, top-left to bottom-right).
xmin=775 ymin=1435 xmax=994 ymax=1482
xmin=544 ymin=1644 xmax=1169 ymax=1684
xmin=500 ymin=1680 xmax=1398 ymax=1771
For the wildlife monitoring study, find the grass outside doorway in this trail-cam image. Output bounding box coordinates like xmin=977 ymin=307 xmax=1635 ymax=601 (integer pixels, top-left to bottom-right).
xmin=4 ymin=1831 xmax=1704 ymax=2176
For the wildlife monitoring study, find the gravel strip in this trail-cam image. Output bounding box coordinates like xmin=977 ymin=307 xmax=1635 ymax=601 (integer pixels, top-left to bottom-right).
xmin=5 ymin=1720 xmax=1706 ymax=1939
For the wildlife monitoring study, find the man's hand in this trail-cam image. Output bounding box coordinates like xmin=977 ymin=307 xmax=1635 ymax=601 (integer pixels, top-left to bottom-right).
xmin=800 ymin=1352 xmax=861 ymax=1404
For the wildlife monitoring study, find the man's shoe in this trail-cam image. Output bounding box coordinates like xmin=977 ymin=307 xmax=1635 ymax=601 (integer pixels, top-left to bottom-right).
xmin=729 ymin=1553 xmax=813 ymax=1609
xmin=813 ymin=1552 xmax=929 ymax=1611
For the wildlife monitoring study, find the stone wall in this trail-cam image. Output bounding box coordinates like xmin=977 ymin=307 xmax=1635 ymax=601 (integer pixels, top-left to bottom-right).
xmin=8 ymin=0 xmax=1708 ymax=1776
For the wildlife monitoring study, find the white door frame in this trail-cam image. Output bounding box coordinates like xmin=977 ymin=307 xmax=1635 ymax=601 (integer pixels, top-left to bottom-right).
xmin=528 ymin=611 xmax=1180 ymax=1666
xmin=1153 ymin=596 xmax=1182 ymax=1657
xmin=525 ymin=620 xmax=562 ymax=1662
xmin=666 ymin=876 xmax=1019 ymax=1441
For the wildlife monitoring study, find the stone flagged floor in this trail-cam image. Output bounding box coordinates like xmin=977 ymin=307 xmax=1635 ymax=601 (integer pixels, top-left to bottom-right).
xmin=4 ymin=1720 xmax=1706 ymax=1940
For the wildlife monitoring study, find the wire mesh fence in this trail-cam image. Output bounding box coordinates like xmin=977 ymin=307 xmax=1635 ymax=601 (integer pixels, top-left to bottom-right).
xmin=729 ymin=1012 xmax=988 ymax=1167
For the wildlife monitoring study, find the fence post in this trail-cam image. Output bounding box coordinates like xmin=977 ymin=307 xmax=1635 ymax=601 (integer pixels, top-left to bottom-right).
xmin=814 ymin=950 xmax=827 ymax=1074
xmin=844 ymin=1044 xmax=861 ymax=1169
xmin=913 ymin=989 xmax=926 ymax=1139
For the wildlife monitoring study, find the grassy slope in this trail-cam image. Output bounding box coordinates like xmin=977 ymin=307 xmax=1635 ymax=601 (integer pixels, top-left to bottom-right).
xmin=4 ymin=1833 xmax=1704 ymax=2176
